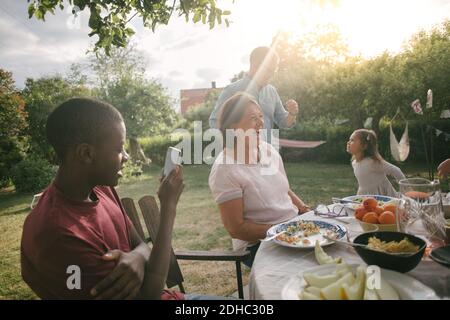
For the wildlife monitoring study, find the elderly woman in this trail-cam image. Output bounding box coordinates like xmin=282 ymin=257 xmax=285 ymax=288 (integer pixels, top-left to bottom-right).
xmin=208 ymin=92 xmax=309 ymax=267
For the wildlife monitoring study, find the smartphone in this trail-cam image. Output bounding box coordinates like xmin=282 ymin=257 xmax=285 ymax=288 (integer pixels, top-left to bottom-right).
xmin=163 ymin=147 xmax=182 ymax=178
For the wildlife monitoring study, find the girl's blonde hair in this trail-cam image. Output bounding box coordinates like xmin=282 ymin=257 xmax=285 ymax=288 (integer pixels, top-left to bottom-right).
xmin=352 ymin=129 xmax=383 ymax=162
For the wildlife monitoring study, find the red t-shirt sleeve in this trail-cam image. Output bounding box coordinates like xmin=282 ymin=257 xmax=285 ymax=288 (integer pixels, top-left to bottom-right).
xmin=37 ymin=233 xmax=117 ymax=299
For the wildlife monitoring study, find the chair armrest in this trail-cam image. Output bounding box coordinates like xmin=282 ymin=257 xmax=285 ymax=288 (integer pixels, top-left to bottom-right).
xmin=175 ymin=250 xmax=250 ymax=262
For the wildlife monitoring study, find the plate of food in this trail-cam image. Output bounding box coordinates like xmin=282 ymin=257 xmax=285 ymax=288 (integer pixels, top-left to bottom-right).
xmin=341 ymin=195 xmax=398 ymax=210
xmin=266 ymin=220 xmax=347 ymax=249
xmin=281 ymin=263 xmax=439 ymax=300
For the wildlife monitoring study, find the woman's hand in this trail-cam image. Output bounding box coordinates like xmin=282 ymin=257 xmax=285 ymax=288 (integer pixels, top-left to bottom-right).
xmin=298 ymin=204 xmax=311 ymax=214
xmin=288 ymin=190 xmax=310 ymax=214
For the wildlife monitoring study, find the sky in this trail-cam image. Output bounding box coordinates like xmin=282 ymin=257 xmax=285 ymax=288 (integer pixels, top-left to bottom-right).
xmin=1 ymin=0 xmax=449 ymax=111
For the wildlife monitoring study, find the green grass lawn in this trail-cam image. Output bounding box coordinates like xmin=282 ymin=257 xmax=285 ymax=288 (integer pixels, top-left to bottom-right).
xmin=0 ymin=162 xmax=430 ymax=299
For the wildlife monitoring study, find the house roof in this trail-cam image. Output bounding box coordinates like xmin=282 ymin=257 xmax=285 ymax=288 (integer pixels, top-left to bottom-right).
xmin=180 ymin=87 xmax=222 ymax=115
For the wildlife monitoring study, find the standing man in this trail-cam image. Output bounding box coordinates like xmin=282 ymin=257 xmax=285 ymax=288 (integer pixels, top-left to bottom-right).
xmin=209 ymin=46 xmax=299 ymax=135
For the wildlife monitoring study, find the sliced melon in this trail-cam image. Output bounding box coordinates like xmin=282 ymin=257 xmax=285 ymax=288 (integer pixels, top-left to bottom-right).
xmin=320 ymin=272 xmax=355 ymax=300
xmin=375 ymin=277 xmax=400 ymax=300
xmin=303 ymin=272 xmax=341 ymax=288
xmin=342 ymin=266 xmax=366 ymax=300
xmin=363 ymin=273 xmax=380 ymax=300
xmin=299 ymin=291 xmax=323 ymax=300
xmin=363 ymin=287 xmax=379 ymax=300
xmin=314 ymin=241 xmax=342 ymax=265
xmin=305 ymin=286 xmax=322 ymax=296
xmin=335 ymin=263 xmax=352 ymax=277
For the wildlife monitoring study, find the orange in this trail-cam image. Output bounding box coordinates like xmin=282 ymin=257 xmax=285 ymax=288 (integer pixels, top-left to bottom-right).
xmin=378 ymin=211 xmax=396 ymax=224
xmin=383 ymin=204 xmax=397 ymax=214
xmin=374 ymin=206 xmax=384 ymax=216
xmin=363 ymin=198 xmax=378 ymax=211
xmin=362 ymin=212 xmax=379 ymax=224
xmin=355 ymin=207 xmax=367 ymax=220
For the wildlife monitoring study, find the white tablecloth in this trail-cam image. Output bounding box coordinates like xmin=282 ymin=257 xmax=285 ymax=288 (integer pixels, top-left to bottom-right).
xmin=249 ymin=210 xmax=450 ymax=300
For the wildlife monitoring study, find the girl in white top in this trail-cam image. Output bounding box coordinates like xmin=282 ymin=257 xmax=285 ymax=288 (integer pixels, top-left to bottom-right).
xmin=346 ymin=129 xmax=405 ymax=197
xmin=209 ymin=92 xmax=309 ymax=267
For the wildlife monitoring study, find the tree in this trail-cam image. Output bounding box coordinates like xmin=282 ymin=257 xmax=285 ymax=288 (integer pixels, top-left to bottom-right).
xmin=90 ymin=46 xmax=178 ymax=163
xmin=273 ymin=20 xmax=450 ymax=134
xmin=400 ymin=20 xmax=450 ymax=118
xmin=27 ymin=0 xmax=233 ymax=54
xmin=0 ymin=69 xmax=28 ymax=187
xmin=272 ymin=29 xmax=350 ymax=123
xmin=22 ymin=76 xmax=91 ymax=161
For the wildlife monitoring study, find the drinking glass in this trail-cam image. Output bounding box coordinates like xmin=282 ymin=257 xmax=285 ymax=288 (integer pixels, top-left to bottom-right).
xmin=397 ymin=178 xmax=447 ymax=254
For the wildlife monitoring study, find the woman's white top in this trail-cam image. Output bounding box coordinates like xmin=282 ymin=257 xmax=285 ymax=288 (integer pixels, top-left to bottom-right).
xmin=209 ymin=141 xmax=298 ymax=251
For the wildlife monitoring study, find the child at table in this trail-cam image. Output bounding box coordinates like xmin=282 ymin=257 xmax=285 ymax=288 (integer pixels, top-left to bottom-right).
xmin=346 ymin=129 xmax=405 ymax=197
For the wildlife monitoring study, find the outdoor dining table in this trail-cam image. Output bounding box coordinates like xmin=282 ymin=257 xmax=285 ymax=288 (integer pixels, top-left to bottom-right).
xmin=249 ymin=206 xmax=450 ymax=300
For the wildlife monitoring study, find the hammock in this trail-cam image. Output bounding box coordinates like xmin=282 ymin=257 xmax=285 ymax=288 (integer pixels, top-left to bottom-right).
xmin=278 ymin=139 xmax=326 ymax=149
xmin=389 ymin=108 xmax=410 ymax=162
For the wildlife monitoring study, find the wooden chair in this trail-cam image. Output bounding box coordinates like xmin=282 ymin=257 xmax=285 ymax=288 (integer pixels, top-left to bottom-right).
xmin=121 ymin=196 xmax=250 ymax=299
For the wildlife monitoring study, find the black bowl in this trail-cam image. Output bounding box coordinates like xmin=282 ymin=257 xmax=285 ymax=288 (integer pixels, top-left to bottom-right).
xmin=353 ymin=231 xmax=426 ymax=273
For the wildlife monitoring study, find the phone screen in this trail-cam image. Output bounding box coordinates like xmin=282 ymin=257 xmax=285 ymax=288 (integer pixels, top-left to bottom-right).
xmin=163 ymin=147 xmax=181 ymax=177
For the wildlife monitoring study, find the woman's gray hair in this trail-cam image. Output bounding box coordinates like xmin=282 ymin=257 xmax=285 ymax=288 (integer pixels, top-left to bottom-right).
xmin=217 ymin=92 xmax=260 ymax=148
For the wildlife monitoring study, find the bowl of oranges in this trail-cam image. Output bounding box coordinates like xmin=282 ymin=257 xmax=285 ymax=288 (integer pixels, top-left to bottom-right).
xmin=343 ymin=195 xmax=399 ymax=232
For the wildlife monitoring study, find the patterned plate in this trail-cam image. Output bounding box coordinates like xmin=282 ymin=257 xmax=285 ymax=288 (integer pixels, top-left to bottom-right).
xmin=266 ymin=219 xmax=347 ymax=249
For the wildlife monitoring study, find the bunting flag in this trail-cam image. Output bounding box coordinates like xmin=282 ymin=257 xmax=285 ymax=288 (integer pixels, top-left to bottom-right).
xmin=411 ymin=99 xmax=423 ymax=115
xmin=440 ymin=109 xmax=450 ymax=119
xmin=427 ymin=125 xmax=450 ymax=140
xmin=426 ymin=89 xmax=433 ymax=109
xmin=445 ymin=133 xmax=450 ymax=141
xmin=334 ymin=119 xmax=349 ymax=125
xmin=364 ymin=117 xmax=373 ymax=129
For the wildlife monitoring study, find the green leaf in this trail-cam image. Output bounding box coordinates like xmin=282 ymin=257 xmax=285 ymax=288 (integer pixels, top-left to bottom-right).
xmin=28 ymin=5 xmax=36 ymax=18
xmin=88 ymin=5 xmax=101 ymax=29
xmin=193 ymin=10 xmax=201 ymax=23
xmin=125 ymin=27 xmax=135 ymax=36
xmin=35 ymin=9 xmax=44 ymax=21
xmin=181 ymin=0 xmax=191 ymax=12
xmin=25 ymin=0 xmax=232 ymax=53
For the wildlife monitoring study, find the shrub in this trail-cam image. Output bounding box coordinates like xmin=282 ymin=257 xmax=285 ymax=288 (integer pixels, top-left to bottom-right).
xmin=120 ymin=160 xmax=144 ymax=182
xmin=140 ymin=135 xmax=183 ymax=166
xmin=0 ymin=136 xmax=25 ymax=188
xmin=11 ymin=156 xmax=57 ymax=193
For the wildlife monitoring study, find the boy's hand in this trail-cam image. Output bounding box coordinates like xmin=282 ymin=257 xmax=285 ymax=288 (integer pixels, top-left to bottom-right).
xmin=91 ymin=250 xmax=146 ymax=300
xmin=158 ymin=165 xmax=184 ymax=208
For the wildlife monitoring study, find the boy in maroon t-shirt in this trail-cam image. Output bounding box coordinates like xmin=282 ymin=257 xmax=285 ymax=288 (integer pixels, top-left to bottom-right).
xmin=21 ymin=98 xmax=184 ymax=299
